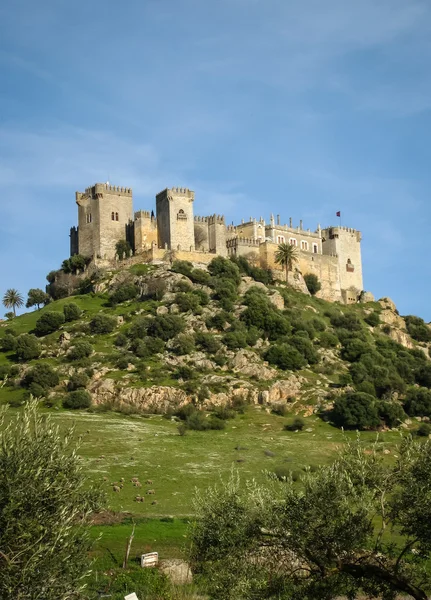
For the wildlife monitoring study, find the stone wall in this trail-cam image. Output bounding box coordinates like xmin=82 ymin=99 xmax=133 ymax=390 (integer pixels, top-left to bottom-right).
xmin=322 ymin=227 xmax=363 ymax=294
xmin=156 ymin=188 xmax=195 ymax=251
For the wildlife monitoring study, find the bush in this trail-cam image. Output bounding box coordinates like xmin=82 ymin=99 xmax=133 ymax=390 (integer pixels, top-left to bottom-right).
xmin=35 ymin=311 xmax=65 ymax=336
xmin=265 ymin=344 xmax=306 ymax=371
xmin=304 ymin=273 xmax=321 ymax=295
xmin=133 ymin=337 xmax=165 ymax=358
xmin=175 ymin=292 xmax=200 ymax=313
xmin=67 ymin=372 xmax=89 ymax=391
xmin=63 ymin=303 xmax=82 ymax=322
xmin=377 ymin=401 xmax=405 ymax=428
xmin=289 ymin=334 xmax=319 ymax=365
xmin=67 ymin=341 xmax=93 ymax=361
xmin=212 ymin=278 xmax=238 ymax=302
xmin=0 ymin=365 xmax=11 ymax=381
xmin=403 ymin=387 xmax=431 ymax=417
xmin=319 ymin=332 xmax=339 ymax=348
xmin=63 ymin=390 xmax=92 ymax=409
xmin=223 ymin=330 xmax=248 ymax=350
xmin=382 ymin=324 xmax=391 ymax=335
xmin=172 ymin=334 xmax=195 ymax=355
xmin=364 ymin=312 xmax=380 ymax=327
xmin=171 ymin=260 xmax=193 ymax=277
xmin=143 ymin=279 xmax=167 ymax=301
xmin=417 ymin=423 xmax=431 ymax=437
xmin=175 ymin=365 xmax=195 ymax=380
xmin=208 ymin=257 xmax=241 ymax=285
xmin=1 ymin=332 xmax=18 ymax=352
xmin=114 ymin=333 xmax=128 ymax=347
xmin=206 ymin=312 xmax=228 ymax=331
xmin=405 ymin=315 xmax=431 ymax=343
xmin=109 ymin=284 xmax=139 ymax=306
xmin=23 ymin=363 xmax=59 ymax=392
xmin=341 ymin=339 xmax=372 ymax=363
xmin=190 ymin=268 xmax=211 ymax=285
xmin=331 ymin=392 xmax=380 ymax=430
xmin=284 ymin=417 xmax=305 ymax=431
xmin=147 ymin=315 xmax=185 ymax=340
xmin=330 ymin=312 xmax=362 ymax=332
xmin=89 ymin=314 xmax=117 ymax=334
xmin=195 ymin=332 xmax=221 ymax=354
xmin=15 ymin=334 xmax=41 ymax=361
xmin=291 ymin=319 xmax=316 ymax=340
xmin=193 ymin=288 xmax=209 ymax=306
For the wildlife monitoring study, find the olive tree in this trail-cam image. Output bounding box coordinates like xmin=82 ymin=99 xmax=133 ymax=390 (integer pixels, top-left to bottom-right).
xmin=0 ymin=400 xmax=103 ymax=599
xmin=190 ymin=437 xmax=431 ymax=600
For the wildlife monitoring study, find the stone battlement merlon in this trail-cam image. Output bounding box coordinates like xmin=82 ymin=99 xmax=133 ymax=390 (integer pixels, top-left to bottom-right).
xmin=135 ymin=210 xmax=154 ymax=220
xmin=323 ymin=226 xmax=362 ymax=242
xmin=266 ymin=223 xmax=322 ymax=239
xmin=226 ymin=237 xmax=261 ymax=248
xmin=156 ymin=187 xmax=195 ymax=200
xmin=208 ymin=214 xmax=225 ymax=225
xmin=194 ymin=216 xmax=208 ymax=223
xmin=86 ymin=183 xmax=133 ymax=196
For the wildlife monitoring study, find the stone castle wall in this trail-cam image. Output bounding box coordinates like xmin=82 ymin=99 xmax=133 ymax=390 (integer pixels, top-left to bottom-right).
xmin=322 ymin=227 xmax=363 ymax=294
xmin=156 ymin=188 xmax=195 ymax=251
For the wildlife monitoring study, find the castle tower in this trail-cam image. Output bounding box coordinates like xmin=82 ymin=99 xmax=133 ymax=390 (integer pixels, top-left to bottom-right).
xmin=156 ymin=187 xmax=195 ymax=250
xmin=74 ymin=183 xmax=133 ymax=260
xmin=321 ymin=226 xmax=363 ymax=300
xmin=134 ymin=210 xmax=157 ymax=254
xmin=208 ymin=214 xmax=227 ymax=256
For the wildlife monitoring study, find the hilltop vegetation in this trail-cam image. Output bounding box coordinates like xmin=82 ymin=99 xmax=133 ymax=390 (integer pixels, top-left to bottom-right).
xmin=1 ymin=255 xmax=431 ymax=435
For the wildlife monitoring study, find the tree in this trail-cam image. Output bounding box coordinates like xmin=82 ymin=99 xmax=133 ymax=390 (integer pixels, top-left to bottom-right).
xmin=34 ymin=311 xmax=65 ymax=336
xmin=190 ymin=437 xmax=431 ymax=600
xmin=2 ymin=289 xmax=24 ymax=317
xmin=15 ymin=334 xmax=41 ymax=361
xmin=194 ymin=225 xmax=208 ymax=250
xmin=331 ymin=391 xmax=380 ymax=430
xmin=303 ymin=273 xmax=321 ymax=295
xmin=275 ymin=243 xmax=298 ymax=284
xmin=26 ymin=288 xmax=50 ymax=310
xmin=0 ymin=400 xmax=102 ymax=599
xmin=115 ymin=239 xmax=132 ymax=260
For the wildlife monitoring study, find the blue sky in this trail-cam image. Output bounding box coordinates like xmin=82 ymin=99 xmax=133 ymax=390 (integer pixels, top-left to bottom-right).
xmin=1 ymin=0 xmax=430 ymax=319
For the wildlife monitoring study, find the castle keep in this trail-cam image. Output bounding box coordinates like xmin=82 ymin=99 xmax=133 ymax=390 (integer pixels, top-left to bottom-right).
xmin=70 ymin=183 xmax=364 ymax=304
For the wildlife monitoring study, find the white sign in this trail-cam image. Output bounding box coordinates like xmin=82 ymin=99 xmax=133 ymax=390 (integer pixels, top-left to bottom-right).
xmin=124 ymin=594 xmax=139 ymax=600
xmin=141 ymin=551 xmax=159 ymax=568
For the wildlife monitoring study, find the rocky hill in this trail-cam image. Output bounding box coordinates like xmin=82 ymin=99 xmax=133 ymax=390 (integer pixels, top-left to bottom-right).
xmin=1 ymin=256 xmax=431 ymax=431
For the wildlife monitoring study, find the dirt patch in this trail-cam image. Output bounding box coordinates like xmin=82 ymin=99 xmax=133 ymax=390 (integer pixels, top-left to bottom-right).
xmin=91 ymin=510 xmax=132 ymax=525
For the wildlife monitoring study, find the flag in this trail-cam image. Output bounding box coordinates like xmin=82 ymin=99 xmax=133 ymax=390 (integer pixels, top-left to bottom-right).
xmin=336 ymin=211 xmax=341 ymax=217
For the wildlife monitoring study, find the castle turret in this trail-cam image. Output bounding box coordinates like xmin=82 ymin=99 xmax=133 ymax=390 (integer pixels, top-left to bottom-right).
xmin=208 ymin=214 xmax=227 ymax=256
xmin=74 ymin=183 xmax=133 ymax=260
xmin=156 ymin=187 xmax=195 ymax=250
xmin=321 ymin=226 xmax=363 ymax=302
xmin=134 ymin=210 xmax=157 ymax=254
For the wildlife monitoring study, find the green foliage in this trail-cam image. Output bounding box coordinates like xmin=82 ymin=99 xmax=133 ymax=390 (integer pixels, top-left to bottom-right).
xmin=142 ymin=278 xmax=167 ymax=301
xmin=90 ymin=314 xmax=117 ymax=334
xmin=114 ymin=333 xmax=128 ymax=347
xmin=26 ymin=288 xmax=50 ymax=310
xmin=417 ymin=423 xmax=431 ymax=437
xmin=341 ymin=339 xmax=373 ymax=362
xmin=34 ymin=311 xmax=65 ymax=336
xmin=208 ymin=256 xmax=241 ymax=285
xmin=364 ymin=311 xmax=380 ymax=327
xmin=274 ymin=242 xmax=299 ymax=283
xmin=303 ymin=273 xmax=321 ymax=295
xmin=63 ymin=302 xmax=82 ymax=322
xmin=319 ymin=331 xmax=339 ymax=348
xmin=2 ymin=288 xmax=24 ymax=316
xmin=330 ymin=311 xmax=362 ymax=331
xmin=90 ymin=567 xmax=171 ymax=600
xmin=331 ymin=392 xmax=380 ymax=430
xmin=172 ymin=334 xmax=195 ymax=355
xmin=15 ymin=334 xmax=41 ymax=361
xmin=405 ymin=315 xmax=431 ymax=342
xmin=223 ymin=330 xmax=248 ymax=350
xmin=403 ymin=387 xmax=431 ymax=417
xmin=377 ymin=401 xmax=405 ymax=428
xmin=146 ymin=314 xmax=185 ymax=340
xmin=0 ymin=402 xmax=101 ymax=599
xmin=115 ymin=239 xmax=132 ymax=260
xmin=67 ymin=341 xmax=93 ymax=361
xmin=212 ymin=278 xmax=238 ymax=302
xmin=285 ymin=417 xmax=305 ymax=431
xmin=171 ymin=260 xmax=194 ymax=277
xmin=132 ymin=336 xmax=165 ymax=358
xmin=23 ymin=363 xmax=59 ymax=393
xmin=264 ymin=344 xmax=307 ymax=371
xmin=416 ymin=363 xmax=431 ymax=388
xmin=206 ymin=311 xmax=228 ymax=330
xmin=289 ymin=334 xmax=319 ymax=365
xmin=63 ymin=389 xmax=92 ymax=409
xmin=62 ymin=254 xmax=87 ymax=274
xmin=175 ymin=365 xmax=195 ymax=381
xmin=109 ymin=283 xmax=139 ymax=305
xmin=230 ymin=255 xmax=273 ymax=284
xmin=189 ymin=439 xmax=431 ymax=600
xmin=67 ymin=372 xmax=89 ymax=392
xmin=175 ymin=291 xmax=200 ymax=313
xmin=195 ymin=331 xmax=221 ymax=354
xmin=1 ymin=332 xmax=17 ymax=352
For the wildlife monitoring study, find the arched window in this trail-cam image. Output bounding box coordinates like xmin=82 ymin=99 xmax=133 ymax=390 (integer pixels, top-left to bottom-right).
xmin=177 ymin=209 xmax=187 ymax=220
xmin=301 ymin=240 xmax=308 ymax=251
xmin=111 ymin=212 xmax=115 ymax=220
xmin=115 ymin=212 xmax=119 ymax=221
xmin=313 ymin=244 xmax=318 ymax=254
xmin=277 ymin=235 xmax=285 ymax=243
xmin=289 ymin=238 xmax=297 ymax=246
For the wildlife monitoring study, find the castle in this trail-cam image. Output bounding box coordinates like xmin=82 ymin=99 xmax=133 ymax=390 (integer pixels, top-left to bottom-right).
xmin=70 ymin=183 xmax=364 ymax=304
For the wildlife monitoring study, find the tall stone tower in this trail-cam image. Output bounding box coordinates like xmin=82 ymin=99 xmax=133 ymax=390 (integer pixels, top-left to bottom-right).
xmin=156 ymin=187 xmax=195 ymax=250
xmin=322 ymin=226 xmax=363 ymax=301
xmin=74 ymin=183 xmax=133 ymax=260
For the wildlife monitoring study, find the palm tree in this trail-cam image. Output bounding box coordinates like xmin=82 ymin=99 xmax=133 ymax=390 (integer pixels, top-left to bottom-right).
xmin=3 ymin=288 xmax=24 ymax=317
xmin=275 ymin=243 xmax=298 ymax=284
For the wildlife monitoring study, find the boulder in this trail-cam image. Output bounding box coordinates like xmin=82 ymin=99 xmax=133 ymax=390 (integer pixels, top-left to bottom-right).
xmin=378 ymin=297 xmax=397 ymax=312
xmin=359 ymin=291 xmax=375 ymax=303
xmin=268 ymin=290 xmax=285 ymax=310
xmin=238 ymin=277 xmax=267 ymax=295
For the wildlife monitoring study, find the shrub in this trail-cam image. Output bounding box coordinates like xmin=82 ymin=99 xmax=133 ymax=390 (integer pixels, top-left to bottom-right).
xmin=195 ymin=332 xmax=221 ymax=354
xmin=178 ymin=423 xmax=187 ymax=436
xmin=246 ymin=326 xmax=260 ymax=347
xmin=89 ymin=314 xmax=117 ymax=334
xmin=382 ymin=324 xmax=391 ymax=335
xmin=35 ymin=311 xmax=65 ymax=336
xmin=223 ymin=330 xmax=248 ymax=350
xmin=330 ymin=312 xmax=362 ymax=332
xmin=67 ymin=372 xmax=89 ymax=391
xmin=291 ymin=319 xmax=316 ymax=340
xmin=114 ymin=333 xmax=128 ymax=347
xmin=208 ymin=257 xmax=241 ymax=285
xmin=1 ymin=332 xmax=18 ymax=352
xmin=175 ymin=292 xmax=200 ymax=313
xmin=175 ymin=365 xmax=195 ymax=380
xmin=147 ymin=315 xmax=185 ymax=340
xmin=193 ymin=288 xmax=209 ymax=306
xmin=303 ymin=273 xmax=321 ymax=295
xmin=284 ymin=417 xmax=305 ymax=431
xmin=23 ymin=363 xmax=59 ymax=391
xmin=63 ymin=303 xmax=82 ymax=322
xmin=341 ymin=339 xmax=372 ymax=362
xmin=15 ymin=334 xmax=41 ymax=361
xmin=319 ymin=332 xmax=339 ymax=348
xmin=311 ymin=318 xmax=326 ymax=332
xmin=289 ymin=334 xmax=319 ymax=365
xmin=63 ymin=390 xmax=92 ymax=409
xmin=171 ymin=260 xmax=193 ymax=277
xmin=67 ymin=341 xmax=93 ymax=361
xmin=364 ymin=312 xmax=380 ymax=327
xmin=116 ymin=355 xmax=131 ymax=370
xmin=212 ymin=278 xmax=238 ymax=302
xmin=175 ymin=280 xmax=192 ymax=293
xmin=172 ymin=334 xmax=195 ymax=355
xmin=403 ymin=387 xmax=431 ymax=417
xmin=128 ymin=317 xmax=149 ymax=339
xmin=0 ymin=365 xmax=11 ymax=380
xmin=109 ymin=283 xmax=138 ymax=305
xmin=377 ymin=401 xmax=405 ymax=428
xmin=190 ymin=268 xmax=211 ymax=285
xmin=405 ymin=315 xmax=431 ymax=343
xmin=265 ymin=344 xmax=306 ymax=371
xmin=144 ymin=279 xmax=167 ymax=301
xmin=415 ymin=364 xmax=431 ymax=388
xmin=331 ymin=392 xmax=380 ymax=430
xmin=417 ymin=423 xmax=431 ymax=437
xmin=133 ymin=337 xmax=165 ymax=358
xmin=206 ymin=312 xmax=228 ymax=331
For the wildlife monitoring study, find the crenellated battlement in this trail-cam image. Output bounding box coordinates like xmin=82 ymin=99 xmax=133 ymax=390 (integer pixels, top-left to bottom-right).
xmin=156 ymin=187 xmax=195 ymax=200
xmin=194 ymin=216 xmax=208 ymax=223
xmin=83 ymin=183 xmax=132 ymax=196
xmin=208 ymin=214 xmax=225 ymax=225
xmin=135 ymin=210 xmax=155 ymax=220
xmin=226 ymin=237 xmax=260 ymax=248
